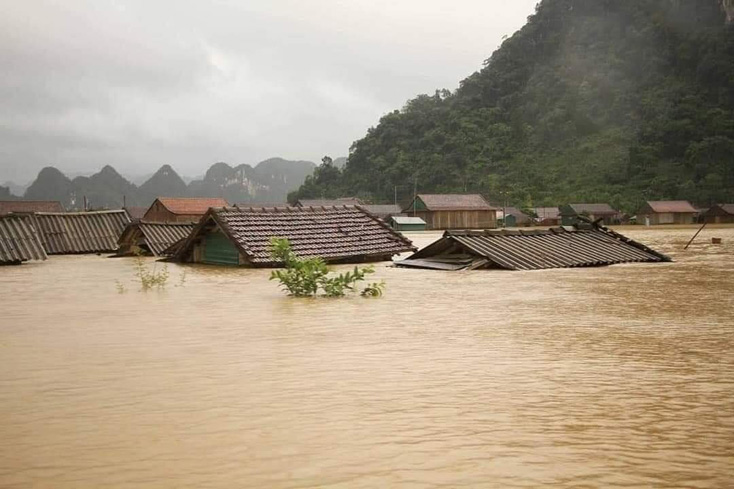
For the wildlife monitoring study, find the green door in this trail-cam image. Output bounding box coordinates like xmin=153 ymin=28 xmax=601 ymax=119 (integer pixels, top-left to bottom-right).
xmin=203 ymin=232 xmax=240 ymax=265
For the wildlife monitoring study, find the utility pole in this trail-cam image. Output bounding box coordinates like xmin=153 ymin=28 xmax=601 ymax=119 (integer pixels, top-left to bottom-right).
xmin=412 ymin=177 xmax=417 ymax=216
xmin=394 ymin=186 xmax=398 ymax=207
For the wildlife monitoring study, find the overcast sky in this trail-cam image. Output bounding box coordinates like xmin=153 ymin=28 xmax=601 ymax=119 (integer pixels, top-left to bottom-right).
xmin=1 ymin=0 xmax=539 ymax=183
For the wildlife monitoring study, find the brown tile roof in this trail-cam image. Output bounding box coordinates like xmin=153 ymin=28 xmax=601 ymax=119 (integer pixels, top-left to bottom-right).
xmin=123 ymin=206 xmax=147 ymax=221
xmin=645 ymin=201 xmax=697 ymax=213
xmin=0 ymin=215 xmax=47 ymax=264
xmin=174 ymin=206 xmax=416 ymax=266
xmin=397 ymin=226 xmax=670 ymax=271
xmin=156 ymin=197 xmax=228 ymax=215
xmin=0 ymin=200 xmax=64 ymax=215
xmin=413 ymin=194 xmax=495 ymax=211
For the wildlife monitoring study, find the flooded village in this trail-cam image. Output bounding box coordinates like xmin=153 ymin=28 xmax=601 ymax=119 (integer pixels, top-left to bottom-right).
xmin=3 ymin=0 xmax=734 ymax=487
xmin=1 ymin=195 xmax=734 ymax=487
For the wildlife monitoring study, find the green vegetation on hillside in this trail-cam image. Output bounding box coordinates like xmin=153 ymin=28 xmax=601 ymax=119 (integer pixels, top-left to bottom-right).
xmin=292 ymin=0 xmax=734 ymax=212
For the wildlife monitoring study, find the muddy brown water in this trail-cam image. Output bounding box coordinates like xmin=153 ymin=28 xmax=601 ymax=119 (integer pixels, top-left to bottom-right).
xmin=1 ymin=227 xmax=733 ymax=488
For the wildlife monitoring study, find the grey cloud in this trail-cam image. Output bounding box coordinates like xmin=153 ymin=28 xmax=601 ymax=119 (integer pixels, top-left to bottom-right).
xmin=0 ymin=0 xmax=538 ymax=184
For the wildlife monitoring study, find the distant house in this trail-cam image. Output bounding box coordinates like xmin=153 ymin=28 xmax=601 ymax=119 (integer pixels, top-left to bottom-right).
xmin=500 ymin=207 xmax=532 ymax=227
xmin=117 ymin=222 xmax=196 ymax=257
xmin=559 ymin=203 xmax=619 ymax=226
xmin=123 ymin=206 xmax=147 ymax=222
xmin=533 ymin=207 xmax=561 ymax=226
xmin=637 ymin=201 xmax=697 ymax=225
xmin=403 ymin=194 xmax=497 ymax=230
xmin=362 ymin=204 xmax=403 ymax=221
xmin=703 ymin=204 xmax=734 ymax=224
xmin=0 ymin=215 xmax=47 ymax=265
xmin=0 ymin=200 xmax=65 ymax=216
xmin=172 ymin=206 xmax=416 ymax=267
xmin=395 ymin=226 xmax=671 ymax=271
xmin=142 ymin=197 xmax=229 ymax=223
xmin=295 ymin=198 xmax=363 ymax=207
xmin=391 ymin=216 xmax=426 ymax=232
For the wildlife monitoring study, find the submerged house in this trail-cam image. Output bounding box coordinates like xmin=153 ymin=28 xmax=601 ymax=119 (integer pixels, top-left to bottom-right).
xmin=29 ymin=210 xmax=131 ymax=254
xmin=703 ymin=204 xmax=734 ymax=224
xmin=0 ymin=200 xmax=65 ymax=215
xmin=396 ymin=224 xmax=670 ymax=271
xmin=500 ymin=207 xmax=532 ymax=227
xmin=143 ymin=197 xmax=229 ymax=223
xmin=533 ymin=207 xmax=561 ymax=226
xmin=403 ymin=194 xmax=497 ymax=230
xmin=637 ymin=201 xmax=697 ymax=225
xmin=117 ymin=222 xmax=196 ymax=257
xmin=172 ymin=205 xmax=416 ymax=267
xmin=559 ymin=203 xmax=619 ymax=226
xmin=0 ymin=215 xmax=47 ymax=265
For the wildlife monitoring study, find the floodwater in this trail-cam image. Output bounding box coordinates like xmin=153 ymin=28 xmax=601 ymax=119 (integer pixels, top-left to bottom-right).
xmin=1 ymin=226 xmax=733 ymax=488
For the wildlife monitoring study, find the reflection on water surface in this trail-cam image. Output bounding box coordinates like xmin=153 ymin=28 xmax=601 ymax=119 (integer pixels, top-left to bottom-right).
xmin=1 ymin=227 xmax=733 ymax=488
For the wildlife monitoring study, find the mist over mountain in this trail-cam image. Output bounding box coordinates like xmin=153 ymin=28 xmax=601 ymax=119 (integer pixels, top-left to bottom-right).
xmin=293 ymin=0 xmax=734 ymax=212
xmin=17 ymin=159 xmax=317 ymax=209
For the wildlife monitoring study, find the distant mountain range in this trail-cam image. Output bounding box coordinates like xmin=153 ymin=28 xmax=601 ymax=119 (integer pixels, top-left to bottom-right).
xmin=14 ymin=158 xmax=318 ymax=209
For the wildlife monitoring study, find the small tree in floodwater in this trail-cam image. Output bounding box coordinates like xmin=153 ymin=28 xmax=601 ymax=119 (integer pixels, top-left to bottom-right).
xmin=269 ymin=238 xmax=386 ymax=298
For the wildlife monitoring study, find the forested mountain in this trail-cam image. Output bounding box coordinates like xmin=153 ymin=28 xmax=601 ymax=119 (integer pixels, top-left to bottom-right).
xmin=292 ymin=0 xmax=734 ymax=212
xmin=19 ymin=159 xmax=317 ymax=209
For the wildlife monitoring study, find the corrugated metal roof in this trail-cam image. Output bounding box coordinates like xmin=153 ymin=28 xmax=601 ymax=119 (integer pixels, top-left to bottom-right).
xmin=154 ymin=198 xmax=229 ymax=215
xmin=0 ymin=200 xmax=65 ymax=215
xmin=174 ymin=205 xmax=416 ymax=266
xmin=118 ymin=222 xmax=196 ymax=256
xmin=397 ymin=226 xmax=670 ymax=271
xmin=411 ymin=194 xmax=495 ymax=211
xmin=0 ymin=215 xmax=47 ymax=264
xmin=31 ymin=210 xmax=131 ymax=254
xmin=645 ymin=201 xmax=697 ymax=213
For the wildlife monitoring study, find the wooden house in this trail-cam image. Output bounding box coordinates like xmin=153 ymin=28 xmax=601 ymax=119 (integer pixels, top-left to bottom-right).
xmin=533 ymin=207 xmax=561 ymax=226
xmin=0 ymin=200 xmax=65 ymax=215
xmin=396 ymin=225 xmax=670 ymax=271
xmin=704 ymin=204 xmax=734 ymax=224
xmin=637 ymin=201 xmax=697 ymax=225
xmin=559 ymin=203 xmax=619 ymax=226
xmin=172 ymin=205 xmax=416 ymax=267
xmin=142 ymin=197 xmax=228 ymax=223
xmin=403 ymin=194 xmax=497 ymax=230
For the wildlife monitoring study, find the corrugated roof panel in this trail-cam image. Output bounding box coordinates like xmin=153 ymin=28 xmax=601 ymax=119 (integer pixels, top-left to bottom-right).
xmin=32 ymin=210 xmax=130 ymax=254
xmin=0 ymin=216 xmax=47 ymax=264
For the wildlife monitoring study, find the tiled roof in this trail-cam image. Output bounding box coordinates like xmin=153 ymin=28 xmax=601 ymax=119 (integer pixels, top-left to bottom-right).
xmin=414 ymin=194 xmax=495 ymax=211
xmin=397 ymin=226 xmax=670 ymax=271
xmin=156 ymin=198 xmax=229 ymax=215
xmin=297 ymin=198 xmax=363 ymax=207
xmin=175 ymin=206 xmax=416 ymax=265
xmin=30 ymin=210 xmax=131 ymax=254
xmin=0 ymin=215 xmax=47 ymax=264
xmin=564 ymin=203 xmax=618 ymax=215
xmin=0 ymin=200 xmax=64 ymax=215
xmin=118 ymin=222 xmax=196 ymax=256
xmin=645 ymin=201 xmax=697 ymax=213
xmin=362 ymin=204 xmax=402 ymax=218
